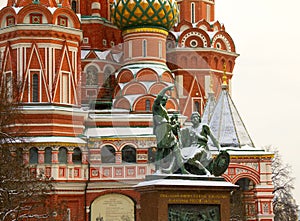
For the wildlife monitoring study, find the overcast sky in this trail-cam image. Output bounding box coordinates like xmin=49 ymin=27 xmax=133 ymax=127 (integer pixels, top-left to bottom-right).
xmin=216 ymin=0 xmax=300 ymax=204
xmin=1 ymin=0 xmax=300 ymax=204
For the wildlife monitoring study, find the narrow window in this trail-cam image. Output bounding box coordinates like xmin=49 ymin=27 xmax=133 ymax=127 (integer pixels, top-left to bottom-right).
xmin=191 ymin=3 xmax=195 ymax=23
xmin=72 ymin=148 xmax=82 ymax=164
xmin=67 ymin=208 xmax=71 ymax=221
xmin=71 ymin=0 xmax=77 ymax=13
xmin=45 ymin=147 xmax=52 ymax=164
xmin=58 ymin=147 xmax=67 ymax=164
xmin=29 ymin=147 xmax=38 ymax=164
xmin=128 ymin=40 xmax=132 ymax=59
xmin=32 ymin=73 xmax=39 ymax=102
xmin=142 ymin=39 xmax=147 ymax=57
xmin=148 ymin=147 xmax=156 ymax=163
xmin=145 ymin=99 xmax=151 ymax=111
xmin=194 ymin=101 xmax=200 ymax=113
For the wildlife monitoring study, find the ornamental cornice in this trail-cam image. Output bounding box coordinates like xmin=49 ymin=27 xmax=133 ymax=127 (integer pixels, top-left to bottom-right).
xmin=0 ymin=25 xmax=82 ymax=42
xmin=123 ymin=27 xmax=169 ymax=36
xmin=89 ymin=136 xmax=156 ymax=142
xmin=166 ymin=47 xmax=239 ymax=57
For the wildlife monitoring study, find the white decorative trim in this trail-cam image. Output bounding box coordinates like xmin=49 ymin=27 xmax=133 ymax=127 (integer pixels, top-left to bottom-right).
xmin=212 ymin=34 xmax=232 ymax=52
xmin=181 ymin=31 xmax=208 ymax=47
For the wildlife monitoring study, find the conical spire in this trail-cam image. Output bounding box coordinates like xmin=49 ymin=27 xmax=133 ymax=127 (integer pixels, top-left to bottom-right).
xmin=208 ymin=65 xmax=255 ymax=148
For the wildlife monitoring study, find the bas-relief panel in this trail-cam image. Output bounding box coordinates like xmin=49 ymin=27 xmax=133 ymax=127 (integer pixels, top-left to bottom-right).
xmin=91 ymin=193 xmax=135 ymax=221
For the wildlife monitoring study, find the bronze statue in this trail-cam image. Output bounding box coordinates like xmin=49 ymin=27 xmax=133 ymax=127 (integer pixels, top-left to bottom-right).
xmin=152 ymin=87 xmax=229 ymax=176
xmin=152 ymin=85 xmax=188 ymax=174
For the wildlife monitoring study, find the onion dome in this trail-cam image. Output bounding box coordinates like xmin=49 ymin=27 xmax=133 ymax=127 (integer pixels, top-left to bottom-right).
xmin=110 ymin=0 xmax=179 ymax=32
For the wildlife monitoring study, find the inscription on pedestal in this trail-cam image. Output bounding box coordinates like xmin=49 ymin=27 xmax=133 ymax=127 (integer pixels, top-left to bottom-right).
xmin=160 ymin=193 xmax=228 ymax=204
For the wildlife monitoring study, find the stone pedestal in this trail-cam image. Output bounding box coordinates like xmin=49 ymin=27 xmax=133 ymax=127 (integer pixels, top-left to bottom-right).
xmin=135 ymin=174 xmax=237 ymax=221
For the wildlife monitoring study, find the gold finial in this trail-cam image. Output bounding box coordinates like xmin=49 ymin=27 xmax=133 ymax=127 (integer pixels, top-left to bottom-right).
xmin=222 ymin=62 xmax=228 ymax=86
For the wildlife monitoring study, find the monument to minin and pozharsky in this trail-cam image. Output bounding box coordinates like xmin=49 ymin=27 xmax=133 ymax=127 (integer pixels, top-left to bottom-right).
xmin=111 ymin=0 xmax=237 ymax=218
xmin=135 ymin=86 xmax=236 ymax=221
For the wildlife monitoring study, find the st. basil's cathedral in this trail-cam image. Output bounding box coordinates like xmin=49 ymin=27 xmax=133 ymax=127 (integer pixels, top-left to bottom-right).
xmin=0 ymin=0 xmax=274 ymax=220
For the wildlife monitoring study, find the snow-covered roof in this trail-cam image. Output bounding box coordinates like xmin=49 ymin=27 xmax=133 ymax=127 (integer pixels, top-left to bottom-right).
xmin=84 ymin=127 xmax=154 ymax=138
xmin=81 ymin=50 xmax=90 ymax=59
xmin=135 ymin=176 xmax=238 ymax=188
xmin=12 ymin=7 xmax=23 ymax=14
xmin=95 ymin=50 xmax=110 ymax=60
xmin=115 ymin=63 xmax=173 ymax=78
xmin=111 ymin=51 xmax=123 ymax=63
xmin=208 ymin=84 xmax=255 ymax=148
xmin=22 ymin=136 xmax=86 ymax=144
xmin=81 ymin=50 xmax=123 ymax=62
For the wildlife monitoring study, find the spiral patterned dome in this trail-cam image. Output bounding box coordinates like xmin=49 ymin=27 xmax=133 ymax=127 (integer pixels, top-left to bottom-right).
xmin=110 ymin=0 xmax=179 ymax=32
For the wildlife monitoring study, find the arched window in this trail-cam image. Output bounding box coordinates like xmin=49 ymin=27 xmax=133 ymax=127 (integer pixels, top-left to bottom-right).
xmin=148 ymin=147 xmax=156 ymax=163
xmin=194 ymin=101 xmax=200 ymax=113
xmin=71 ymin=0 xmax=77 ymax=13
xmin=158 ymin=41 xmax=162 ymax=59
xmin=236 ymin=178 xmax=255 ymax=191
xmin=86 ymin=66 xmax=98 ymax=86
xmin=29 ymin=147 xmax=38 ymax=164
xmin=44 ymin=147 xmax=52 ymax=164
xmin=145 ymin=99 xmax=151 ymax=111
xmin=6 ymin=15 xmax=15 ymax=26
xmin=122 ymin=145 xmax=136 ymax=163
xmin=72 ymin=148 xmax=82 ymax=164
xmin=58 ymin=147 xmax=67 ymax=164
xmin=191 ymin=2 xmax=195 ymax=23
xmin=142 ymin=40 xmax=147 ymax=57
xmin=32 ymin=73 xmax=39 ymax=102
xmin=101 ymin=145 xmax=116 ymax=163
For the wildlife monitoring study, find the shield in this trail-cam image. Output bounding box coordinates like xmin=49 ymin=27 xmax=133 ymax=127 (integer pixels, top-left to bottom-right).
xmin=212 ymin=150 xmax=230 ymax=176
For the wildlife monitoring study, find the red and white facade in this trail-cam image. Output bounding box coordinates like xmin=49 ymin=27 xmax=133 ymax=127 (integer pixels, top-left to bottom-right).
xmin=0 ymin=0 xmax=274 ymax=220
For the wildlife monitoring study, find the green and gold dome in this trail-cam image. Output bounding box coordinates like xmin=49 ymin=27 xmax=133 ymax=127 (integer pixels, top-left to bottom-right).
xmin=110 ymin=0 xmax=179 ymax=33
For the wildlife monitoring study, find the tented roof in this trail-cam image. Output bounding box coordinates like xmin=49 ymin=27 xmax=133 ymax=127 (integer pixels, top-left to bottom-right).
xmin=207 ymin=84 xmax=255 ymax=148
